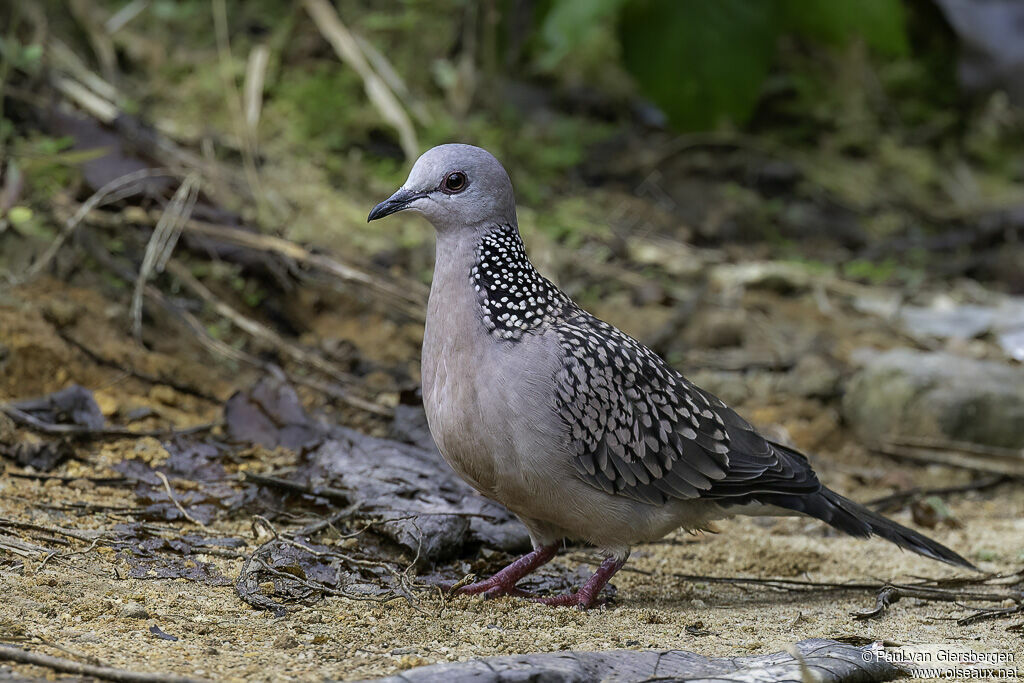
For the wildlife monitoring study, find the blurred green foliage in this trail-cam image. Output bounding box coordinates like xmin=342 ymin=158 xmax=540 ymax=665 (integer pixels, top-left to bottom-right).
xmin=270 ymin=64 xmax=364 ymax=153
xmin=619 ymin=0 xmax=779 ymax=131
xmin=536 ymin=0 xmax=624 ymax=70
xmin=541 ymin=0 xmax=908 ymax=130
xmin=1 ymin=0 xmax=1019 ymax=277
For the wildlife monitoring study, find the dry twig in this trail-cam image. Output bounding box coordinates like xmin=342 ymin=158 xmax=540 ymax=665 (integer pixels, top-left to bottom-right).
xmin=302 ymin=0 xmax=419 ymax=160
xmin=870 ymin=437 xmax=1024 ymax=477
xmin=155 ymin=471 xmax=208 ymax=528
xmin=0 ymin=517 xmax=106 ymax=543
xmin=67 ymin=202 xmax=427 ymax=315
xmin=9 ymin=168 xmax=176 ymax=285
xmin=131 ymin=172 xmax=200 ymax=342
xmin=174 ymin=214 xmax=427 ymax=314
xmin=0 ymin=645 xmax=208 ymax=683
xmin=593 ymin=557 xmax=1022 ymax=625
xmin=0 ymin=403 xmax=217 ymax=440
xmin=239 ymin=515 xmax=426 ymax=614
xmin=164 ymin=259 xmax=390 ymax=416
xmin=242 ymin=471 xmax=351 ymax=505
xmin=866 ymin=475 xmax=1010 ymax=511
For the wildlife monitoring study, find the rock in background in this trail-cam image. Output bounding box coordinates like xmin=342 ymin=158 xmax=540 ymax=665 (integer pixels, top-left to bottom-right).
xmin=843 ymin=348 xmax=1024 ymax=450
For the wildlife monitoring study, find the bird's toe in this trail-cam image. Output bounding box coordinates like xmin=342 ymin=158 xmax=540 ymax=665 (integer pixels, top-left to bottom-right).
xmin=533 ymin=591 xmax=608 ymax=610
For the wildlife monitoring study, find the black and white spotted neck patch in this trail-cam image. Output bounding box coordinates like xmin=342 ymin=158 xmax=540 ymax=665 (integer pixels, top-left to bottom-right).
xmin=471 ymin=225 xmax=570 ymax=341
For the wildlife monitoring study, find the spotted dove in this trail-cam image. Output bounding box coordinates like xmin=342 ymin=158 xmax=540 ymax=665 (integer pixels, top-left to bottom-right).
xmin=368 ymin=144 xmax=974 ymax=609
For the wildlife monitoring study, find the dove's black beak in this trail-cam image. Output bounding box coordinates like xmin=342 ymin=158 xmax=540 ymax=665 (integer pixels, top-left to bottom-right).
xmin=367 ymin=188 xmax=426 ymax=222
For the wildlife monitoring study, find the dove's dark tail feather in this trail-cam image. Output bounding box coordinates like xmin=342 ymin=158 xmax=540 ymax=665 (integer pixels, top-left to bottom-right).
xmin=769 ymin=486 xmax=977 ymax=570
xmin=739 ymin=441 xmax=978 ymax=570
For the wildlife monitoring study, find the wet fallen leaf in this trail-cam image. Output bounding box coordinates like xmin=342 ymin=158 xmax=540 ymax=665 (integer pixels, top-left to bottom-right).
xmin=149 ymin=624 xmax=178 ymax=641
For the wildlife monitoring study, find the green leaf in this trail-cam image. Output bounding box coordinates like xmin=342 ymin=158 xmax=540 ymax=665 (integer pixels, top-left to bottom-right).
xmin=7 ymin=206 xmax=33 ymax=226
xmin=780 ymin=0 xmax=908 ymax=56
xmin=618 ymin=0 xmax=780 ymax=131
xmin=538 ymin=0 xmax=629 ymax=70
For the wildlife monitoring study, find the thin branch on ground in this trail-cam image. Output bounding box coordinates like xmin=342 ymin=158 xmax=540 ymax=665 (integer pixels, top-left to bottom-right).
xmin=54 ymin=328 xmax=223 ymax=404
xmin=154 ymin=472 xmax=207 ymax=528
xmin=281 ymin=373 xmax=393 ymax=417
xmin=253 ymin=555 xmax=407 ymax=604
xmin=242 ymin=472 xmax=502 ymax=522
xmin=9 ymin=168 xmax=176 ymax=286
xmin=164 ymin=259 xmax=390 ymax=416
xmin=297 ymin=504 xmax=363 ymax=536
xmin=3 ymin=471 xmax=130 ymax=486
xmin=69 ymin=202 xmax=427 ymax=316
xmin=852 ymin=581 xmax=1024 ymax=624
xmin=242 ymin=471 xmax=352 ymax=505
xmin=131 ymin=172 xmax=200 ymax=342
xmin=888 ymin=435 xmax=1024 ymax=459
xmin=0 ymin=403 xmax=217 ymax=440
xmin=0 ymin=517 xmax=107 ymax=542
xmin=866 ymin=474 xmax=1010 ymax=511
xmin=581 ymin=555 xmax=1021 ymax=624
xmin=38 ymin=536 xmax=106 ymax=571
xmin=0 ymin=532 xmax=54 ymax=558
xmin=869 ymin=437 xmax=1024 ymax=477
xmin=243 ymin=515 xmax=428 ymax=614
xmin=0 ymin=645 xmax=209 ymax=683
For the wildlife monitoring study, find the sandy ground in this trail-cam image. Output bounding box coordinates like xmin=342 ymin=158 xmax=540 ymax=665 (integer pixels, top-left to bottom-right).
xmin=1 ymin=279 xmax=1022 ymax=682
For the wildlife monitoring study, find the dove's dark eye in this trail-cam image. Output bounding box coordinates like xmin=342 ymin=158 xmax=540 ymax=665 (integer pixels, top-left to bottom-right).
xmin=442 ymin=171 xmax=468 ymax=194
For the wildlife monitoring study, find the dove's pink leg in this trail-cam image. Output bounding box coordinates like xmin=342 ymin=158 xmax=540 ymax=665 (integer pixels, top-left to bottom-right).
xmin=452 ymin=543 xmax=559 ymax=598
xmin=533 ymin=555 xmax=626 ymax=609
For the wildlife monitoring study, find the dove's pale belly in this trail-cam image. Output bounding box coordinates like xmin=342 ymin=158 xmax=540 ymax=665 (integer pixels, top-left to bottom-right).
xmin=420 ymin=238 xmax=720 ymax=552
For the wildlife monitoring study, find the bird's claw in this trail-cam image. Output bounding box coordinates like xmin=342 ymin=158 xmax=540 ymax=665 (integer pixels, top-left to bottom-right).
xmin=532 ymin=591 xmax=608 ymax=610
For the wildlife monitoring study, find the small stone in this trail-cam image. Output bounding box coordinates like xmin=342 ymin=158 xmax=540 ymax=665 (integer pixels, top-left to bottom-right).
xmin=273 ymin=634 xmax=299 ymax=650
xmin=92 ymin=390 xmax=121 ymax=417
xmin=67 ymin=478 xmax=95 ymax=491
xmin=119 ymin=603 xmax=149 ymax=619
xmin=148 ymin=385 xmax=179 ymax=407
xmin=397 ymin=655 xmax=430 ymax=670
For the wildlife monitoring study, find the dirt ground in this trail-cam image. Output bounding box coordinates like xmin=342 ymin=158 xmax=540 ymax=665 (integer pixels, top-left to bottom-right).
xmin=1 ymin=277 xmax=1022 ymax=682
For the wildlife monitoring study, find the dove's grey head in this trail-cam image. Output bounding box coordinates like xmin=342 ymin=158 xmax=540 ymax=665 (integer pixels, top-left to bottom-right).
xmin=367 ymin=144 xmax=516 ymax=232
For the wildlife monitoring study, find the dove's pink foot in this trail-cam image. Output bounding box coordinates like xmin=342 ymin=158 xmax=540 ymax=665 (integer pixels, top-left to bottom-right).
xmin=533 ymin=555 xmax=626 ymax=610
xmin=451 ymin=543 xmax=558 ymax=598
